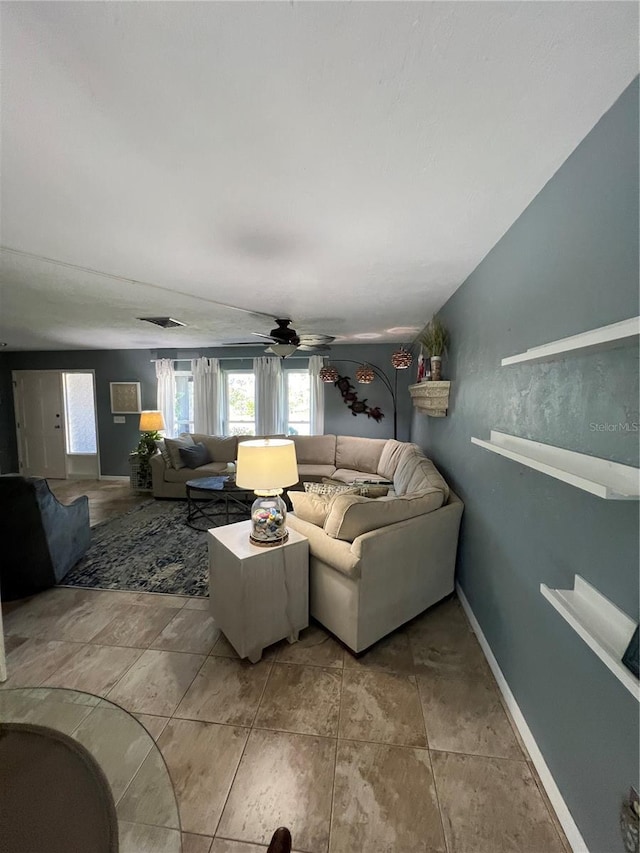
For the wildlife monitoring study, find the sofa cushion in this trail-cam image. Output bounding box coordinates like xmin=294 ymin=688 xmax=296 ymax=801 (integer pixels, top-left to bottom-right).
xmin=192 ymin=434 xmax=238 ymax=463
xmin=324 ymin=489 xmax=445 ymax=542
xmin=155 ymin=439 xmax=172 ymax=467
xmin=295 ymin=464 xmax=337 ymax=482
xmin=331 ymin=469 xmax=390 ymax=485
xmin=377 ymin=439 xmax=418 ymax=480
xmin=291 ymin=435 xmax=337 ymax=465
xmin=164 ymin=462 xmax=230 ymax=483
xmin=335 ymin=436 xmax=387 ymax=475
xmin=393 ymin=449 xmax=450 ymax=500
xmin=179 ymin=442 xmax=212 ymax=469
xmin=287 ymin=513 xmax=362 ymax=579
xmin=289 ymin=491 xmax=336 ymax=527
xmin=164 ymin=435 xmax=195 ymax=469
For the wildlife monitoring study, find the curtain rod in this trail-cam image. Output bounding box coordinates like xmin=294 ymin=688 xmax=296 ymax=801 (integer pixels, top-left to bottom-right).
xmin=149 ymin=356 xmax=313 ymax=363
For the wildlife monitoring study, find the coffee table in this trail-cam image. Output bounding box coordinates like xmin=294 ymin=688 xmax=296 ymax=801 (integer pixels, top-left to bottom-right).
xmin=185 ymin=476 xmax=254 ymax=530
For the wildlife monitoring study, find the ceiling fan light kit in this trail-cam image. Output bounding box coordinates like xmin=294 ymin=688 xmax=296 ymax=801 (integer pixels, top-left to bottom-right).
xmin=268 ymin=343 xmax=298 ymax=359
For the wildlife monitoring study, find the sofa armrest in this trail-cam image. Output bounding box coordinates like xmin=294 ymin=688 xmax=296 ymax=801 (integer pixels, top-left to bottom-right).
xmin=351 ymin=493 xmax=464 ymax=578
xmin=287 ymin=514 xmax=361 ymax=578
xmin=150 ymin=451 xmax=167 ymax=489
xmin=37 ymin=487 xmax=91 ymax=580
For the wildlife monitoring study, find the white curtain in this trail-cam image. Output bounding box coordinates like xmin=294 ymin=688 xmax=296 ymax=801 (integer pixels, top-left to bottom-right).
xmin=253 ymin=357 xmax=285 ymax=435
xmin=191 ymin=357 xmax=222 ymax=435
xmin=308 ymin=355 xmax=325 ymax=435
xmin=155 ymin=359 xmax=176 ymax=437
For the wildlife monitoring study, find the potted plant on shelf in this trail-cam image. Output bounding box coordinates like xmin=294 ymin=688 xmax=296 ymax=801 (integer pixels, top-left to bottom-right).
xmin=417 ymin=316 xmax=449 ymax=381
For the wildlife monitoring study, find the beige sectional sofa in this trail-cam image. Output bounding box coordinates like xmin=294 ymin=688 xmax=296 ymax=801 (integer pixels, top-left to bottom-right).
xmin=287 ymin=438 xmax=463 ymax=652
xmin=150 ymin=433 xmax=395 ymax=499
xmin=151 ymin=433 xmax=463 ymax=652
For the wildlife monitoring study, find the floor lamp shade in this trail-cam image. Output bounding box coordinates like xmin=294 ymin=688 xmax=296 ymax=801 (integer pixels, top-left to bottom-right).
xmin=139 ymin=410 xmax=165 ymax=432
xmin=236 ymin=439 xmax=298 ymax=546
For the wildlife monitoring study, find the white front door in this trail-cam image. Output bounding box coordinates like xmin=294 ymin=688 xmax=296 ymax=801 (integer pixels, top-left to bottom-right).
xmin=13 ymin=371 xmax=67 ymax=478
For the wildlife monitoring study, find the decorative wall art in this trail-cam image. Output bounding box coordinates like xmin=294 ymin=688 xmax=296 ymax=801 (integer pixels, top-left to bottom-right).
xmin=110 ymin=382 xmax=142 ymax=414
xmin=334 ymin=376 xmax=384 ymax=422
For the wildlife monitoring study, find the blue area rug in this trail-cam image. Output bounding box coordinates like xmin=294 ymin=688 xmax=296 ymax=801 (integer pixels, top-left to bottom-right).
xmin=61 ymin=500 xmax=242 ymax=597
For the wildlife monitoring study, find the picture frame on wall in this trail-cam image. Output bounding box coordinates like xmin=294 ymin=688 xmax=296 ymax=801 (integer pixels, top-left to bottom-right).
xmin=110 ymin=381 xmax=142 ymax=414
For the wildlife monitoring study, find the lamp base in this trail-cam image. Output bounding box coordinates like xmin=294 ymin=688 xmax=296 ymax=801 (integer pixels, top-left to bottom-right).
xmin=249 ymin=492 xmax=288 ymax=547
xmin=249 ymin=530 xmax=289 ymax=548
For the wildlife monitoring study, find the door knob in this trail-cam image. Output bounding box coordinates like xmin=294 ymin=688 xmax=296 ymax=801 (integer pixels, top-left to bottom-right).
xmin=54 ymin=425 xmax=61 ymax=429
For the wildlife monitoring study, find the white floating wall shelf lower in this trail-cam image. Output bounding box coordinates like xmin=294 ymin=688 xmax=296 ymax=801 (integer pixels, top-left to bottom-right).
xmin=541 ymin=575 xmax=639 ymax=700
xmin=471 ymin=431 xmax=640 ymax=500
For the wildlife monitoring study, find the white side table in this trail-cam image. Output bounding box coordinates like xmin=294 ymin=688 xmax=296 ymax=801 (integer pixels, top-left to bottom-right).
xmin=208 ymin=520 xmax=309 ymax=663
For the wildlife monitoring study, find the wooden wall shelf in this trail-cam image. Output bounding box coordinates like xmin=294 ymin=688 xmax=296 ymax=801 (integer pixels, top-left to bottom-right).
xmin=409 ymin=381 xmax=450 ymax=417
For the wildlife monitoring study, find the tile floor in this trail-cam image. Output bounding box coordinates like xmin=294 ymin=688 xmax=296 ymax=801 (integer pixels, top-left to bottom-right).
xmin=48 ymin=477 xmax=145 ymax=526
xmin=2 ymin=587 xmax=571 ymax=853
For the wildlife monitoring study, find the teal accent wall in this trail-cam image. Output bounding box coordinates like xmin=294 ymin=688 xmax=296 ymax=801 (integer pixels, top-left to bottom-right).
xmin=411 ymin=78 xmax=639 ymax=852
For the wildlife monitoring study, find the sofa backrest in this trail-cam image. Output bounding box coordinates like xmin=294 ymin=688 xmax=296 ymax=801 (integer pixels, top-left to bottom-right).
xmin=291 ymin=434 xmax=337 ymax=465
xmin=393 ymin=447 xmax=450 ymax=501
xmin=335 ymin=436 xmax=388 ymax=475
xmin=377 ymin=439 xmax=419 ymax=480
xmin=192 ymin=434 xmax=238 ymax=463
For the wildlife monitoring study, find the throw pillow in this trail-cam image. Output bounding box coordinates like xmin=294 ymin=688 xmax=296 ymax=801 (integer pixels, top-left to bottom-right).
xmin=303 ymin=482 xmax=359 ymax=497
xmin=155 ymin=439 xmax=172 ymax=467
xmin=321 ymin=477 xmax=389 ymax=498
xmin=324 ymin=489 xmax=445 ymax=542
xmin=289 ymin=491 xmax=336 ymax=527
xmin=179 ymin=442 xmax=212 ymax=469
xmin=164 ymin=434 xmax=195 ymax=469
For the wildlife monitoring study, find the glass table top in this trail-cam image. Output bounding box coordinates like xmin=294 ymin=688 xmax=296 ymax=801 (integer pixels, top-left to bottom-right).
xmin=0 ymin=687 xmax=182 ymax=853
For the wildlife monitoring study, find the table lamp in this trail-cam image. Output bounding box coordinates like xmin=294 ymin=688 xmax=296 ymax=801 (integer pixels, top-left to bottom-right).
xmin=137 ymin=410 xmax=166 ymax=458
xmin=236 ymin=438 xmax=298 ymax=546
xmin=139 ymin=410 xmax=165 ymax=434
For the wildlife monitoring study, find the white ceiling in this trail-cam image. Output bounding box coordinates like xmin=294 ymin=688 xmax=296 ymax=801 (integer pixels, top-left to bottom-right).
xmin=1 ymin=1 xmax=637 ymax=351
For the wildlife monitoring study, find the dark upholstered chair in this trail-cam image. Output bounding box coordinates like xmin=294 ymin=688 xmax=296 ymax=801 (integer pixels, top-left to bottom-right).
xmin=0 ymin=475 xmax=91 ymax=601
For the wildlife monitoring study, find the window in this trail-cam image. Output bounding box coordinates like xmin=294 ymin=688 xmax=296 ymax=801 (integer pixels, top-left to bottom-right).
xmin=62 ymin=372 xmax=97 ymax=453
xmin=174 ymin=371 xmax=194 ymax=435
xmin=225 ymin=371 xmax=256 ymax=436
xmin=286 ymin=370 xmax=311 ymax=435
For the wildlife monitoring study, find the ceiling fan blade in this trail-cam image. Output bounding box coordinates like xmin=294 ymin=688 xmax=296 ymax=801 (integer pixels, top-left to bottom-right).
xmin=298 ymin=334 xmax=336 ymax=344
xmin=251 ymin=332 xmax=277 ymax=341
xmin=297 ymin=344 xmax=331 ymax=352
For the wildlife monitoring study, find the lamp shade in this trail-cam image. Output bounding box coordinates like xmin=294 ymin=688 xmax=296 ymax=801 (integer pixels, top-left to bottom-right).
xmin=355 ymin=364 xmax=375 ymax=384
xmin=139 ymin=410 xmax=165 ymax=432
xmin=391 ymin=347 xmax=413 ymax=369
xmin=236 ymin=439 xmax=298 ymax=491
xmin=319 ymin=364 xmax=339 ymax=383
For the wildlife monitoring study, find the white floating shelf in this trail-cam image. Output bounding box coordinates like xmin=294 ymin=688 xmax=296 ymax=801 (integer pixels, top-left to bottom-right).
xmin=501 ymin=316 xmax=639 ymax=366
xmin=471 ymin=431 xmax=640 ymax=500
xmin=541 ymin=575 xmax=639 ymax=700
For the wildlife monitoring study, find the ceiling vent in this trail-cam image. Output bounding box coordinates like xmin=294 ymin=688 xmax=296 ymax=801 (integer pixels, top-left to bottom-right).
xmin=138 ymin=317 xmax=186 ymax=328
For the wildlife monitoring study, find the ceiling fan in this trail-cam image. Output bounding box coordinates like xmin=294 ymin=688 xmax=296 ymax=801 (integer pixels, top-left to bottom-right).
xmin=224 ymin=319 xmax=335 ymax=357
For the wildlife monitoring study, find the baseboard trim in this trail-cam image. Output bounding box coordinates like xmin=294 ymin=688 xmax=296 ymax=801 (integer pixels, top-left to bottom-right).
xmin=99 ymin=475 xmax=130 ymax=481
xmin=456 ymin=583 xmax=588 ymax=853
